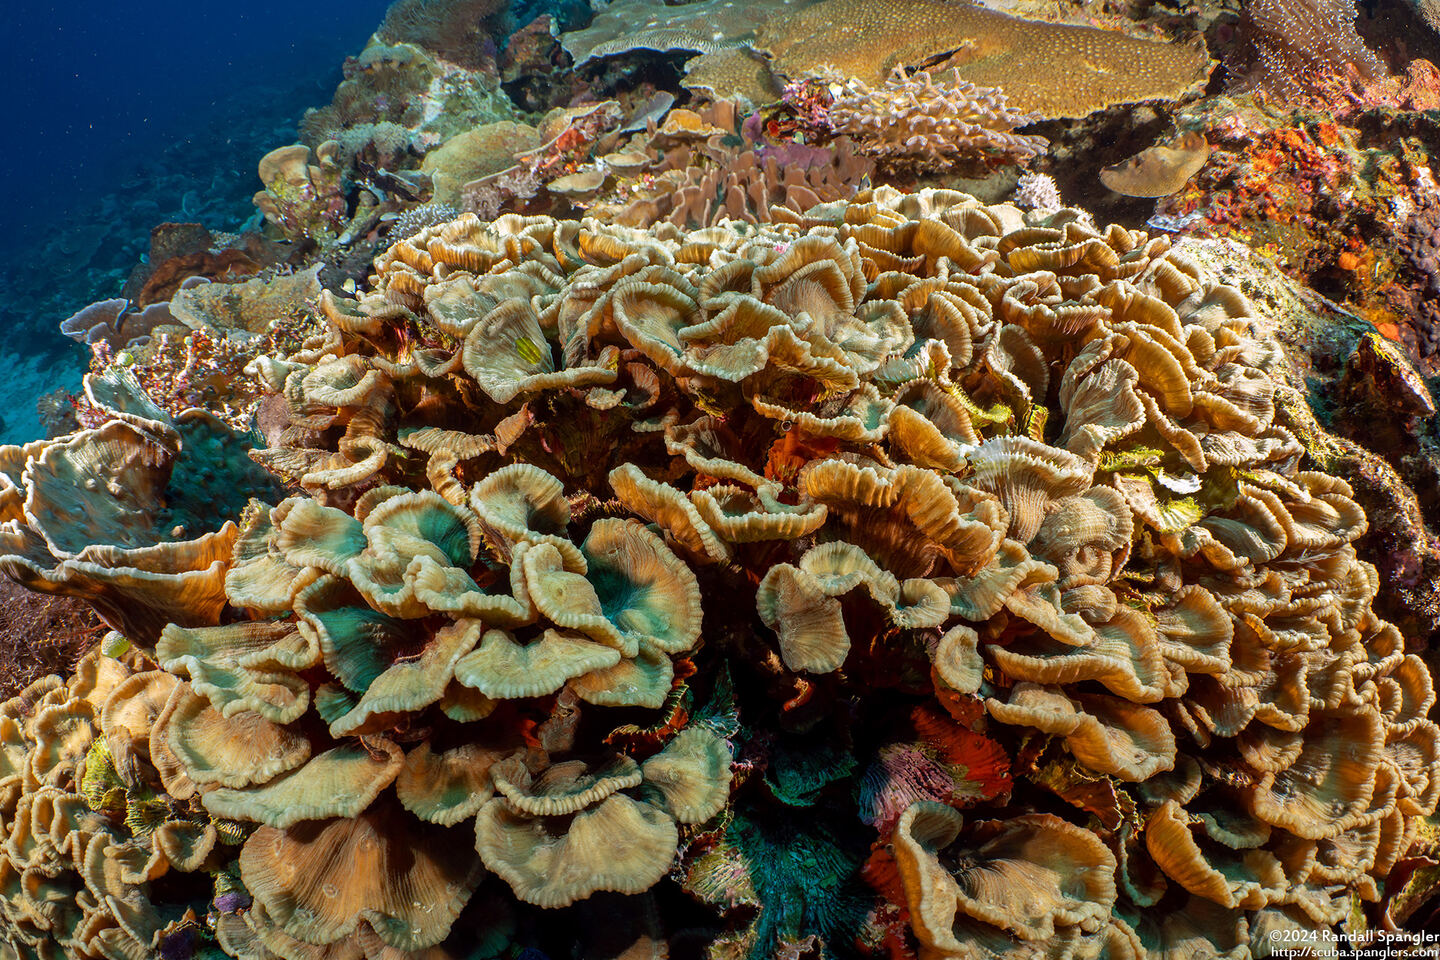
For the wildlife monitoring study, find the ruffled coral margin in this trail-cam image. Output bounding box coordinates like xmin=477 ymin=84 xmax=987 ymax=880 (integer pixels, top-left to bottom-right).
xmin=1 ymin=187 xmax=1432 ymax=958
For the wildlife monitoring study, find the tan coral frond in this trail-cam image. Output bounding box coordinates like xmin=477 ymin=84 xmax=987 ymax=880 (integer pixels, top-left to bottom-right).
xmin=241 ymin=803 xmax=483 ymax=951
xmin=475 ymin=793 xmax=678 ymax=907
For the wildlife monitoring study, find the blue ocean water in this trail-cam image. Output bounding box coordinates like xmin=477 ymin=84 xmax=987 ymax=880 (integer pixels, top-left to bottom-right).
xmin=0 ymin=1 xmax=394 ymax=442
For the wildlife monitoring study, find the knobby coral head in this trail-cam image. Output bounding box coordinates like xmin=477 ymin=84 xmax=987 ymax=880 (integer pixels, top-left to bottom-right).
xmin=0 ymin=186 xmax=1431 ymax=958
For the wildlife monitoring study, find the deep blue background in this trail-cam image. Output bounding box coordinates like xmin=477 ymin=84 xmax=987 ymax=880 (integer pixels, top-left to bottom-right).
xmin=0 ymin=1 xmax=397 ymax=442
xmin=1 ymin=1 xmax=395 ymax=249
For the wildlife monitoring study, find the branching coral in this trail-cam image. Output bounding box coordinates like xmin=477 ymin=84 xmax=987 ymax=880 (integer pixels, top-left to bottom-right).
xmin=793 ymin=67 xmax=1048 ymax=174
xmin=123 ymin=267 xmax=324 ymax=428
xmin=389 ymin=200 xmax=463 ymax=240
xmin=540 ymin=102 xmax=874 ymax=228
xmin=1012 ymin=171 xmax=1063 ymax=214
xmin=5 ymin=186 xmax=1433 ymax=957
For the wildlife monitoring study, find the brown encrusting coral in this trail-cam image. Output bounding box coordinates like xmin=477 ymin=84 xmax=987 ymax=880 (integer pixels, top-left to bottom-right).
xmin=753 ymin=0 xmax=1213 ymax=118
xmin=4 ymin=184 xmax=1435 ymax=957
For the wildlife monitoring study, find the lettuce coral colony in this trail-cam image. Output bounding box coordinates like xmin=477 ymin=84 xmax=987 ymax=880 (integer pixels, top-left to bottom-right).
xmin=7 ymin=0 xmax=1440 ymax=955
xmin=4 ymin=178 xmax=1434 ymax=958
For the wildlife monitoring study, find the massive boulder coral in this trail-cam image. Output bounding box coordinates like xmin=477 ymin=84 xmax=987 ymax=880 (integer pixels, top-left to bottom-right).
xmin=6 ymin=186 xmax=1434 ymax=957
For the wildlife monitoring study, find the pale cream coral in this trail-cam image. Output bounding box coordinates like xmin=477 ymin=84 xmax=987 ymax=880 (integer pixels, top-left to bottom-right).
xmin=892 ymin=802 xmax=1118 ymax=955
xmin=5 ymin=178 xmax=1410 ymax=957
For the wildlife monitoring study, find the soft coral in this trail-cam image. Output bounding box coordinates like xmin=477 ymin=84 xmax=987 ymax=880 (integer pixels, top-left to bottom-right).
xmin=1233 ymin=0 xmax=1387 ymax=104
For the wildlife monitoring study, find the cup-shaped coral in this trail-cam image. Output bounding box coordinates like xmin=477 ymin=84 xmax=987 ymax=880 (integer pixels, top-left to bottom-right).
xmin=0 ymin=651 xmax=238 ymax=960
xmin=253 ymin=142 xmax=348 ymax=247
xmin=0 ymin=371 xmax=245 ymax=646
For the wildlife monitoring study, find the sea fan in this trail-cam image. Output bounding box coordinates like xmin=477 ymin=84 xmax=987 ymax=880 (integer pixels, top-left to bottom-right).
xmin=378 ymin=0 xmax=506 ymax=67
